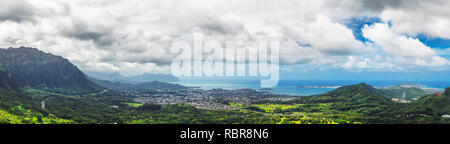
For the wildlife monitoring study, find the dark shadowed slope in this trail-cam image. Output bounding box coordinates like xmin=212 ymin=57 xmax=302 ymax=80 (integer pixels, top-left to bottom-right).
xmin=0 ymin=47 xmax=100 ymax=94
xmin=0 ymin=70 xmax=17 ymax=91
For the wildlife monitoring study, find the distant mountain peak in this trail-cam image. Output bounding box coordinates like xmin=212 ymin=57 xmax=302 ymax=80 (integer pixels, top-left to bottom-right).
xmin=6 ymin=46 xmax=48 ymax=54
xmin=335 ymin=82 xmax=379 ymax=94
xmin=85 ymin=71 xmax=180 ymax=83
xmin=313 ymin=83 xmax=389 ymax=104
xmin=294 ymin=83 xmax=393 ymax=115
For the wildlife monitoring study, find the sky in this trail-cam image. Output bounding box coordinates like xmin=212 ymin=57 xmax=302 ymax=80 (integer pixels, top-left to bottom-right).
xmin=0 ymin=0 xmax=449 ymax=81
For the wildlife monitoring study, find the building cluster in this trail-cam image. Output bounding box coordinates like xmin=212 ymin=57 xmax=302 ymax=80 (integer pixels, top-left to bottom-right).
xmin=131 ymin=88 xmax=296 ymax=110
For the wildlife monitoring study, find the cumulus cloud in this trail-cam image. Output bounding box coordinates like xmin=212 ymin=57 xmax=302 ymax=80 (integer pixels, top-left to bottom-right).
xmin=437 ymin=48 xmax=450 ymax=56
xmin=363 ymin=23 xmax=436 ymax=58
xmin=0 ymin=0 xmax=37 ymax=23
xmin=0 ymin=0 xmax=448 ymax=75
xmin=289 ymin=15 xmax=366 ymax=55
xmin=378 ymin=0 xmax=450 ymax=38
xmin=362 ymin=23 xmax=448 ymax=68
xmin=326 ymin=0 xmax=450 ymax=38
xmin=358 ymin=0 xmax=408 ymax=11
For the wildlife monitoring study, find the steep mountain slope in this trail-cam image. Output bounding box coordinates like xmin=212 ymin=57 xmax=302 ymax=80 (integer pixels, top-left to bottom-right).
xmin=406 ymin=87 xmax=450 ymax=117
xmin=0 ymin=70 xmax=17 ymax=91
xmin=0 ymin=47 xmax=100 ymax=94
xmin=0 ymin=70 xmax=21 ymax=111
xmin=0 ymin=70 xmax=72 ymax=124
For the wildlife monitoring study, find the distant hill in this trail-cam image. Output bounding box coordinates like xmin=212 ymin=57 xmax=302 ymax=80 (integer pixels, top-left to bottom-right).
xmin=0 ymin=47 xmax=100 ymax=94
xmin=377 ymin=86 xmax=429 ymax=100
xmin=406 ymin=87 xmax=450 ymax=117
xmin=136 ymin=81 xmax=187 ymax=90
xmin=88 ymin=77 xmax=187 ymax=91
xmin=85 ymin=71 xmax=180 ymax=83
xmin=299 ymin=83 xmax=388 ymax=103
xmin=291 ymin=83 xmax=398 ymax=116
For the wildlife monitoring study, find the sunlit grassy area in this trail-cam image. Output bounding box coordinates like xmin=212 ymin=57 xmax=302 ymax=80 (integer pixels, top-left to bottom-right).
xmin=250 ymin=104 xmax=303 ymax=113
xmin=122 ymin=102 xmax=144 ymax=107
xmin=0 ymin=106 xmax=73 ymax=124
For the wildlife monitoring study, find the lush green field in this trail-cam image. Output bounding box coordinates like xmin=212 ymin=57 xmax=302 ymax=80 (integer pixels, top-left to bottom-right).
xmin=242 ymin=103 xmax=369 ymax=124
xmin=250 ymin=104 xmax=304 ymax=113
xmin=122 ymin=102 xmax=144 ymax=108
xmin=0 ymin=106 xmax=73 ymax=124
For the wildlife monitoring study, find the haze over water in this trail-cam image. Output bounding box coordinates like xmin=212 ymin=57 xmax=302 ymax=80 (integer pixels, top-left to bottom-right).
xmin=177 ymin=79 xmax=449 ymax=96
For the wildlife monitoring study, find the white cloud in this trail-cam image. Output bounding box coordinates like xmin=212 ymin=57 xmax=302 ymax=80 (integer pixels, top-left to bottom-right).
xmin=0 ymin=0 xmax=448 ymax=75
xmin=379 ymin=0 xmax=450 ymax=39
xmin=437 ymin=48 xmax=450 ymax=56
xmin=289 ymin=15 xmax=366 ymax=55
xmin=362 ymin=23 xmax=448 ymax=68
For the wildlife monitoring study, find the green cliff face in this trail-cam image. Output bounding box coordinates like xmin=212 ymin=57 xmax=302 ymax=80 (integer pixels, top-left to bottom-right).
xmin=0 ymin=47 xmax=100 ymax=94
xmin=0 ymin=70 xmax=17 ymax=91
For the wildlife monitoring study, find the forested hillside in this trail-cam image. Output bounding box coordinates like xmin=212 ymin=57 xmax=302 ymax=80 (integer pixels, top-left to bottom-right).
xmin=0 ymin=47 xmax=100 ymax=94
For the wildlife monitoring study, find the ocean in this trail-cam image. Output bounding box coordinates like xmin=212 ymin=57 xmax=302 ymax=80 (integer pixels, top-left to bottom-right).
xmin=176 ymin=79 xmax=449 ymax=96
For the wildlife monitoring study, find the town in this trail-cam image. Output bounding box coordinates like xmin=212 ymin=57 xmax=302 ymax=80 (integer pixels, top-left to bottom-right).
xmin=129 ymin=88 xmax=296 ymax=110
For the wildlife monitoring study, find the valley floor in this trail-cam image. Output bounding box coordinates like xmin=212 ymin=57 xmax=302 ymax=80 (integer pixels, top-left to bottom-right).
xmin=1 ymin=84 xmax=450 ymax=124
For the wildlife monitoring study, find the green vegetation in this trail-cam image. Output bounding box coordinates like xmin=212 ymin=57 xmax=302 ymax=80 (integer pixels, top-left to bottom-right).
xmin=1 ymin=82 xmax=449 ymax=124
xmin=243 ymin=103 xmax=368 ymax=124
xmin=229 ymin=103 xmax=244 ymax=109
xmin=378 ymin=86 xmax=428 ymax=100
xmin=0 ymin=106 xmax=73 ymax=124
xmin=127 ymin=104 xmax=270 ymax=124
xmin=89 ymin=77 xmax=187 ymax=91
xmin=122 ymin=102 xmax=144 ymax=108
xmin=285 ymin=84 xmax=401 ymax=117
xmin=403 ymin=87 xmax=450 ymax=123
xmin=248 ymin=104 xmax=303 ymax=113
xmin=1 ymin=47 xmax=449 ymax=124
xmin=0 ymin=47 xmax=100 ymax=94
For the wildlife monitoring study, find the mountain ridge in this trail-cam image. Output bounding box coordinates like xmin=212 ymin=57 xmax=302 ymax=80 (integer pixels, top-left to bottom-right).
xmin=85 ymin=71 xmax=180 ymax=83
xmin=299 ymin=83 xmax=389 ymax=103
xmin=88 ymin=76 xmax=187 ymax=91
xmin=0 ymin=47 xmax=100 ymax=94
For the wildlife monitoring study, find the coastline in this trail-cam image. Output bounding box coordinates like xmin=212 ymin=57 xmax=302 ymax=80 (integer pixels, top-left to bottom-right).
xmin=176 ymin=79 xmax=448 ymax=96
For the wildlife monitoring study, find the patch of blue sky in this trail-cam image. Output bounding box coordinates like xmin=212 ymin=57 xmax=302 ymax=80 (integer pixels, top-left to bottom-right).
xmin=342 ymin=16 xmax=382 ymax=42
xmin=296 ymin=41 xmax=311 ymax=47
xmin=409 ymin=34 xmax=450 ymax=58
xmin=343 ymin=16 xmax=449 ymax=57
xmin=414 ymin=33 xmax=450 ymax=49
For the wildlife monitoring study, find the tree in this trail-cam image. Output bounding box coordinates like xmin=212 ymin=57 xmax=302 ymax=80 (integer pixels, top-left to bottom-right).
xmin=141 ymin=103 xmax=162 ymax=111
